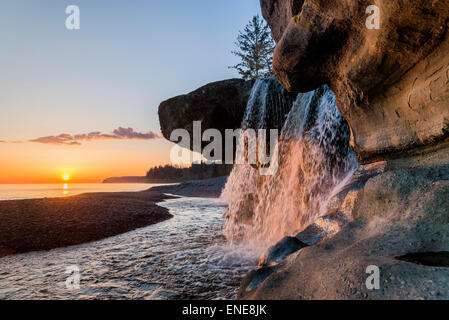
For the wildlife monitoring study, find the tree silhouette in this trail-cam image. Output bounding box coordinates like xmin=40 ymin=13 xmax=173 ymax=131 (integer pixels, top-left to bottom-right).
xmin=230 ymin=15 xmax=275 ymax=80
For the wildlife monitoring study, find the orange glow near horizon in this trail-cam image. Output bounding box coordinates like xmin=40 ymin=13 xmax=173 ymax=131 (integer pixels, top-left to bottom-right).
xmin=0 ymin=139 xmax=175 ymax=184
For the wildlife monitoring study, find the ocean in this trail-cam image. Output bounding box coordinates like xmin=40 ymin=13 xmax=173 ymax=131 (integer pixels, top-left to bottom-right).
xmin=0 ymin=183 xmax=167 ymax=201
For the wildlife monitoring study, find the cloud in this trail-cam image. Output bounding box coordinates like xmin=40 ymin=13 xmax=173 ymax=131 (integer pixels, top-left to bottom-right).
xmin=113 ymin=127 xmax=160 ymax=140
xmin=29 ymin=134 xmax=82 ymax=145
xmin=29 ymin=127 xmax=161 ymax=146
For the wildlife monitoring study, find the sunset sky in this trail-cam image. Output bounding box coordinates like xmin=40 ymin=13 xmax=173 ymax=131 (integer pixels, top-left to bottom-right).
xmin=0 ymin=0 xmax=260 ymax=183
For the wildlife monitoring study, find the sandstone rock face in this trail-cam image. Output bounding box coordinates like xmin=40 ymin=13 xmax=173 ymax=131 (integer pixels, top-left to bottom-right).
xmin=240 ymin=147 xmax=449 ymax=299
xmin=259 ymin=0 xmax=305 ymax=44
xmin=261 ymin=0 xmax=449 ymax=164
xmin=158 ymin=79 xmax=254 ymax=154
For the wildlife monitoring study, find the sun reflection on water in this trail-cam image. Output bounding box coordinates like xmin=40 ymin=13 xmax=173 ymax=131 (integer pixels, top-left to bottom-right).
xmin=62 ymin=184 xmax=69 ymax=196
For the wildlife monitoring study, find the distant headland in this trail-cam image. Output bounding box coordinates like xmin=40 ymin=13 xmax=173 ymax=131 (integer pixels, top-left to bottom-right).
xmin=103 ymin=163 xmax=233 ymax=184
xmin=103 ymin=176 xmax=149 ymax=183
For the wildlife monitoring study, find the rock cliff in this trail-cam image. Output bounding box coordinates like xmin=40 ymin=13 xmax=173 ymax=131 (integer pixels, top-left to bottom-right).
xmin=236 ymin=0 xmax=449 ymax=300
xmin=261 ymin=0 xmax=449 ymax=164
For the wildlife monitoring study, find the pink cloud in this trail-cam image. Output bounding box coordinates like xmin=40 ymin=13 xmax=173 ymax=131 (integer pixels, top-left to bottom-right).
xmin=113 ymin=127 xmax=160 ymax=140
xmin=29 ymin=127 xmax=161 ymax=146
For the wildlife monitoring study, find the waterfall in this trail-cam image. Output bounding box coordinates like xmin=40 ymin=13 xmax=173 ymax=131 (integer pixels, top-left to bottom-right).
xmin=221 ymin=79 xmax=358 ymax=247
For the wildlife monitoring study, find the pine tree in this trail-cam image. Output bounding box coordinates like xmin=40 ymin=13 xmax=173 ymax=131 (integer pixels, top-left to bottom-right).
xmin=230 ymin=15 xmax=275 ymax=80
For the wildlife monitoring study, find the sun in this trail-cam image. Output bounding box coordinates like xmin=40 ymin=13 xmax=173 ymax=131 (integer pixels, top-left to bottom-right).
xmin=62 ymin=174 xmax=70 ymax=181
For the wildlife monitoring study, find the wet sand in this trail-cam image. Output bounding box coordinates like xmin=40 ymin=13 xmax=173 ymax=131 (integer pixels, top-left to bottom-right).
xmin=0 ymin=191 xmax=175 ymax=258
xmin=149 ymin=176 xmax=227 ymax=198
xmin=0 ymin=177 xmax=228 ymax=259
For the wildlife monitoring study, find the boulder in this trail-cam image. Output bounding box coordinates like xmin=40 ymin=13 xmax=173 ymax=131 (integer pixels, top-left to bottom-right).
xmin=158 ymin=78 xmax=254 ymax=156
xmin=158 ymin=77 xmax=298 ymax=162
xmin=260 ymin=0 xmax=449 ymax=164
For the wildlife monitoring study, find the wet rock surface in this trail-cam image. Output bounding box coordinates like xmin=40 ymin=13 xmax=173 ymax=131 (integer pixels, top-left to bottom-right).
xmin=240 ymin=149 xmax=449 ymax=299
xmin=295 ymin=211 xmax=352 ymax=246
xmin=258 ymin=236 xmax=308 ymax=268
xmin=238 ymin=266 xmax=278 ymax=296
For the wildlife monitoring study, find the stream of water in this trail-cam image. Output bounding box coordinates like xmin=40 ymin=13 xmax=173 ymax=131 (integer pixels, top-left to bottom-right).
xmin=0 ymin=197 xmax=259 ymax=300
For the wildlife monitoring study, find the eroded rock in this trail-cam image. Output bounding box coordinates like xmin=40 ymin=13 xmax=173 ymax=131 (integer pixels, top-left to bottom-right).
xmin=261 ymin=0 xmax=449 ymax=164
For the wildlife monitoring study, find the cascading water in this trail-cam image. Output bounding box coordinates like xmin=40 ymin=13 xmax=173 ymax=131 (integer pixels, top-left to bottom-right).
xmin=221 ymin=79 xmax=358 ymax=247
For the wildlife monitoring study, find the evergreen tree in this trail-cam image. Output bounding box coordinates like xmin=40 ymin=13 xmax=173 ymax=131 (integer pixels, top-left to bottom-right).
xmin=230 ymin=15 xmax=275 ymax=80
